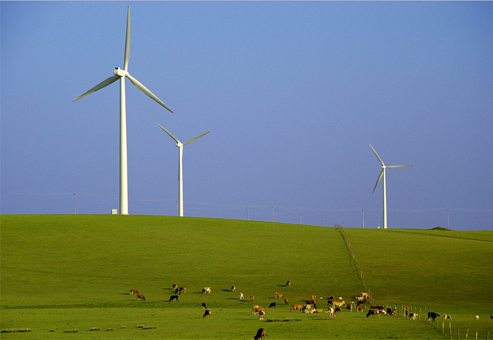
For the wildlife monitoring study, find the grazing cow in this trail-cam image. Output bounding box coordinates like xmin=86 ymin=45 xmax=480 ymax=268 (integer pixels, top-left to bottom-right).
xmin=172 ymin=284 xmax=177 ymax=289
xmin=203 ymin=309 xmax=212 ymax=318
xmin=311 ymin=295 xmax=318 ymax=301
xmin=387 ymin=308 xmax=396 ymax=316
xmin=169 ymin=295 xmax=179 ymax=302
xmin=357 ymin=305 xmax=366 ymax=312
xmin=239 ymin=293 xmax=244 ymax=300
xmin=475 ymin=315 xmax=479 ymax=320
xmin=303 ymin=304 xmax=313 ymax=312
xmin=254 ymin=328 xmax=267 ymax=340
xmin=274 ymin=292 xmax=284 ymax=299
xmin=178 ymin=286 xmax=186 ymax=294
xmin=250 ymin=295 xmax=255 ymax=302
xmin=290 ymin=304 xmax=303 ymax=312
xmin=136 ymin=294 xmax=145 ymax=301
xmin=259 ymin=310 xmax=265 ymax=320
xmin=231 ymin=286 xmax=236 ymax=292
xmin=202 ymin=287 xmax=211 ymax=294
xmin=129 ymin=289 xmax=139 ymax=295
xmin=284 ymin=298 xmax=289 ymax=305
xmin=286 ymin=280 xmax=291 ymax=287
xmin=269 ymin=302 xmax=276 ymax=308
xmin=428 ymin=312 xmax=440 ymax=321
xmin=367 ymin=309 xmax=379 ymax=318
xmin=252 ymin=306 xmax=267 ymax=314
xmin=409 ymin=312 xmax=418 ymax=320
xmin=326 ymin=307 xmax=335 ymax=317
xmin=335 ymin=307 xmax=342 ymax=314
xmin=355 ymin=296 xmax=367 ymax=303
xmin=202 ymin=302 xmax=207 ymax=309
xmin=443 ymin=314 xmax=452 ymax=320
xmin=333 ymin=300 xmax=345 ymax=308
xmin=327 ymin=295 xmax=335 ymax=300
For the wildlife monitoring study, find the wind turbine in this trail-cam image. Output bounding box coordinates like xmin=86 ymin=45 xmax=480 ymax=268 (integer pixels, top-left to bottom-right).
xmin=73 ymin=7 xmax=173 ymax=215
xmin=369 ymin=144 xmax=412 ymax=229
xmin=157 ymin=123 xmax=209 ymax=217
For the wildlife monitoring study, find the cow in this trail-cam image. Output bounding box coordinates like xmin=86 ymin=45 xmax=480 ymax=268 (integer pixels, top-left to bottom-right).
xmin=250 ymin=295 xmax=255 ymax=302
xmin=367 ymin=309 xmax=379 ymax=318
xmin=428 ymin=312 xmax=440 ymax=321
xmin=284 ymin=298 xmax=289 ymax=305
xmin=129 ymin=289 xmax=139 ymax=295
xmin=178 ymin=286 xmax=186 ymax=294
xmin=169 ymin=295 xmax=179 ymax=302
xmin=252 ymin=306 xmax=267 ymax=314
xmin=475 ymin=315 xmax=479 ymax=320
xmin=231 ymin=286 xmax=236 ymax=292
xmin=254 ymin=328 xmax=267 ymax=340
xmin=333 ymin=300 xmax=345 ymax=308
xmin=286 ymin=280 xmax=291 ymax=287
xmin=326 ymin=307 xmax=336 ymax=317
xmin=202 ymin=302 xmax=207 ymax=309
xmin=409 ymin=312 xmax=418 ymax=320
xmin=355 ymin=296 xmax=367 ymax=303
xmin=362 ymin=292 xmax=369 ymax=298
xmin=443 ymin=314 xmax=452 ymax=320
xmin=335 ymin=307 xmax=342 ymax=314
xmin=290 ymin=304 xmax=303 ymax=312
xmin=202 ymin=287 xmax=211 ymax=294
xmin=303 ymin=304 xmax=313 ymax=312
xmin=239 ymin=293 xmax=244 ymax=300
xmin=311 ymin=295 xmax=318 ymax=301
xmin=387 ymin=308 xmax=396 ymax=316
xmin=259 ymin=310 xmax=265 ymax=320
xmin=268 ymin=302 xmax=276 ymax=308
xmin=136 ymin=294 xmax=145 ymax=301
xmin=274 ymin=292 xmax=284 ymax=299
xmin=357 ymin=305 xmax=366 ymax=312
xmin=203 ymin=309 xmax=212 ymax=318
xmin=306 ymin=300 xmax=316 ymax=305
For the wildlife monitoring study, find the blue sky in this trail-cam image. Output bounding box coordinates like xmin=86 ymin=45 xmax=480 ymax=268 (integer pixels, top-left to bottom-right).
xmin=2 ymin=1 xmax=492 ymax=230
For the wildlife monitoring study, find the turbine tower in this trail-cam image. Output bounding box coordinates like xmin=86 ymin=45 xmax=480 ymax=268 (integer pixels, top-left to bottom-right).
xmin=157 ymin=124 xmax=209 ymax=217
xmin=73 ymin=7 xmax=173 ymax=215
xmin=369 ymin=144 xmax=412 ymax=229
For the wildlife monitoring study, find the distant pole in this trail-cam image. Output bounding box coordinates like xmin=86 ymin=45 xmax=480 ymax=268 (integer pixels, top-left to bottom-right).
xmin=272 ymin=206 xmax=274 ymax=222
xmin=74 ymin=193 xmax=77 ymax=214
xmin=362 ymin=209 xmax=365 ymax=228
xmin=447 ymin=208 xmax=450 ymax=228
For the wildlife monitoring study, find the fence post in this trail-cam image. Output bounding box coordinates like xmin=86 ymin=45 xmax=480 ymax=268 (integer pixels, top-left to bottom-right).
xmin=449 ymin=323 xmax=452 ymax=339
xmin=465 ymin=328 xmax=469 ymax=340
xmin=442 ymin=321 xmax=445 ymax=334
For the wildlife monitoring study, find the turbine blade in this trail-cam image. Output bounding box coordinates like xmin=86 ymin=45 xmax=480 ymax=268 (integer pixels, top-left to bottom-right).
xmin=184 ymin=131 xmax=210 ymax=145
xmin=126 ymin=73 xmax=173 ymax=113
xmin=124 ymin=7 xmax=130 ymax=71
xmin=372 ymin=170 xmax=384 ymax=193
xmin=386 ymin=165 xmax=413 ymax=169
xmin=369 ymin=143 xmax=385 ymax=166
xmin=157 ymin=123 xmax=180 ymax=143
xmin=72 ymin=75 xmax=120 ymax=102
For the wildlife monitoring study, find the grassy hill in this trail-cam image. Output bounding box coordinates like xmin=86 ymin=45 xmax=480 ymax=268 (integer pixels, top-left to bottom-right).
xmin=1 ymin=215 xmax=492 ymax=339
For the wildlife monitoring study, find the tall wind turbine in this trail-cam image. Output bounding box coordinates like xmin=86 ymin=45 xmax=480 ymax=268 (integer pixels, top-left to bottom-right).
xmin=73 ymin=7 xmax=173 ymax=215
xmin=369 ymin=144 xmax=412 ymax=229
xmin=157 ymin=124 xmax=209 ymax=217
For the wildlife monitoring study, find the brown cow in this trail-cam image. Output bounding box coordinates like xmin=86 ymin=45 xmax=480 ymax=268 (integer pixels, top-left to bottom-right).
xmin=136 ymin=294 xmax=145 ymax=301
xmin=129 ymin=289 xmax=139 ymax=295
xmin=290 ymin=304 xmax=303 ymax=312
xmin=357 ymin=305 xmax=366 ymax=312
xmin=274 ymin=292 xmax=284 ymax=299
xmin=254 ymin=328 xmax=267 ymax=340
xmin=203 ymin=309 xmax=212 ymax=318
xmin=250 ymin=295 xmax=255 ymax=302
xmin=285 ymin=280 xmax=291 ymax=287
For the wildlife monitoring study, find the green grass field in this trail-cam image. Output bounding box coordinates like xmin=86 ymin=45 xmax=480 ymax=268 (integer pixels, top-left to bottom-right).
xmin=1 ymin=215 xmax=492 ymax=339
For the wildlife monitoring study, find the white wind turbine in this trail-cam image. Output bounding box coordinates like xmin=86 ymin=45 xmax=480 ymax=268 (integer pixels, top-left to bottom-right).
xmin=73 ymin=7 xmax=173 ymax=215
xmin=369 ymin=144 xmax=412 ymax=229
xmin=157 ymin=124 xmax=210 ymax=217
